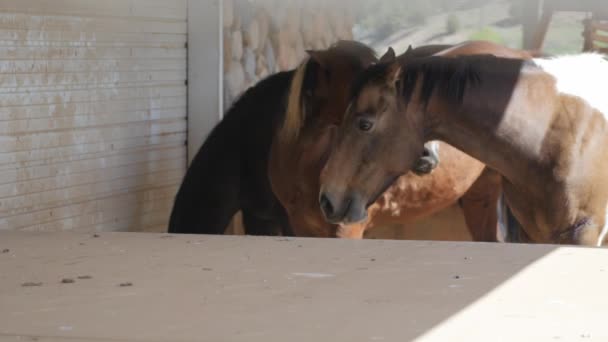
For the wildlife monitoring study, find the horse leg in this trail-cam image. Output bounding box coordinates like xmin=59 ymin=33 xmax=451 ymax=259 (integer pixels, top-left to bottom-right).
xmin=168 ymin=195 xmax=239 ymax=234
xmin=167 ymin=174 xmax=240 ymax=234
xmin=241 ymin=210 xmax=289 ymax=236
xmin=275 ymin=209 xmax=295 ymax=237
xmin=498 ymin=194 xmax=533 ymax=243
xmin=459 ymin=167 xmax=502 ymax=242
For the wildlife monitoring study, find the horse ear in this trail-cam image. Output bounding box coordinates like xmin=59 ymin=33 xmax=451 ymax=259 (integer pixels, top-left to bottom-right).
xmin=306 ymin=50 xmax=327 ymax=68
xmin=386 ymin=61 xmax=402 ymax=86
xmin=379 ymin=47 xmax=396 ymax=64
xmin=406 ymin=45 xmax=413 ymax=55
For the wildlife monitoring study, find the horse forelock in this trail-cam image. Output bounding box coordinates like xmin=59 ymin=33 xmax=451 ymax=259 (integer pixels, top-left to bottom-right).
xmin=279 ymin=42 xmax=377 ymax=144
xmin=280 ymin=58 xmax=309 ymax=144
xmin=329 ymin=40 xmax=378 ymax=67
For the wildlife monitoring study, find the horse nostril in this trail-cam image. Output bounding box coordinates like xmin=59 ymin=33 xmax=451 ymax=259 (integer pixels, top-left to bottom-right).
xmin=422 ymin=148 xmax=431 ymax=157
xmin=319 ymin=193 xmax=335 ymax=217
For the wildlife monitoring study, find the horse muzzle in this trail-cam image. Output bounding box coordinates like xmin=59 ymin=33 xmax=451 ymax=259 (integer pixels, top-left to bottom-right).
xmin=319 ymin=190 xmax=368 ymax=225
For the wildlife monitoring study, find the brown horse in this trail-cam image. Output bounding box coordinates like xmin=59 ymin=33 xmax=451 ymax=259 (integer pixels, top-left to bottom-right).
xmin=320 ymin=45 xmax=608 ymax=246
xmin=269 ymin=40 xmax=534 ymax=240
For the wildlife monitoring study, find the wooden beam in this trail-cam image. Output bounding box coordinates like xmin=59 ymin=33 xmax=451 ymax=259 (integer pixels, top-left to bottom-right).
xmin=591 ymin=20 xmax=608 ymax=32
xmin=1 ymin=232 xmax=608 ymax=341
xmin=591 ymin=32 xmax=608 ymax=44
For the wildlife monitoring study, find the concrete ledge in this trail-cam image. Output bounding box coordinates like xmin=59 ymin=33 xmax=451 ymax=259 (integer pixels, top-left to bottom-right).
xmin=0 ymin=232 xmax=606 ymax=341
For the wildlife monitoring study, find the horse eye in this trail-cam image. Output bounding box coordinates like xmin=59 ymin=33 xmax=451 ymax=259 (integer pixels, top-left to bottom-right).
xmin=358 ymin=118 xmax=374 ymax=131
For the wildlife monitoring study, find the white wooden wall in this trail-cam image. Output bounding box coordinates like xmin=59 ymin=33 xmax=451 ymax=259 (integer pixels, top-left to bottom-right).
xmin=0 ymin=0 xmax=188 ymax=232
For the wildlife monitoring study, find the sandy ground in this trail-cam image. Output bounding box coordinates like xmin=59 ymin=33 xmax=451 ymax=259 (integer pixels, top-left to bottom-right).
xmin=364 ymin=204 xmax=472 ymax=241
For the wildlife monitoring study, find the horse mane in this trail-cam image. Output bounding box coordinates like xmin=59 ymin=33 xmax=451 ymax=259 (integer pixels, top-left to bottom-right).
xmin=402 ymin=55 xmax=528 ymax=108
xmin=352 ymin=54 xmax=526 ymax=108
xmin=281 ymin=61 xmax=308 ymax=143
xmin=279 ymin=40 xmax=377 ymax=144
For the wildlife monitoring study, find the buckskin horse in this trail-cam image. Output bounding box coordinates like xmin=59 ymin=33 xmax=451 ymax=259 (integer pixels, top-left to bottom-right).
xmin=319 ymin=47 xmax=608 ymax=246
xmin=271 ymin=40 xmax=535 ymax=240
xmin=168 ymin=40 xmax=448 ymax=236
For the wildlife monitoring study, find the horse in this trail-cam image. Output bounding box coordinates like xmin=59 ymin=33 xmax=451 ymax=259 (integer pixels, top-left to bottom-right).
xmin=167 ymin=68 xmax=295 ymax=235
xmin=270 ymin=40 xmax=534 ymax=240
xmin=319 ymin=47 xmax=608 ymax=246
xmin=167 ymin=40 xmax=438 ymax=236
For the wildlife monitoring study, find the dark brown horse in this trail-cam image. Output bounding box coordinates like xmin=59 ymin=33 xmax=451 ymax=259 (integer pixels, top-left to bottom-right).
xmin=269 ymin=40 xmax=535 ymax=240
xmin=320 ymin=43 xmax=608 ymax=246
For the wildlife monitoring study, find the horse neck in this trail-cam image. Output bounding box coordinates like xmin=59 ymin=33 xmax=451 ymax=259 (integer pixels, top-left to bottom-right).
xmin=422 ymin=69 xmax=553 ymax=190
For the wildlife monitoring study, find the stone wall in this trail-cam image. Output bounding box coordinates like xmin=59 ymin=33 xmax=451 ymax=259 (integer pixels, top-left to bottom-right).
xmin=222 ymin=0 xmax=355 ymax=107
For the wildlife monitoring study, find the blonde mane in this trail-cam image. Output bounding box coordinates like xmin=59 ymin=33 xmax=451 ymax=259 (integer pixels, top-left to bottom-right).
xmin=278 ymin=40 xmax=377 ymax=144
xmin=279 ymin=58 xmax=309 ymax=144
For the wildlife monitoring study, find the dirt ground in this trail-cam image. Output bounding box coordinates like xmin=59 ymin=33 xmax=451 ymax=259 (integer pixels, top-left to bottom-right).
xmin=364 ymin=204 xmax=472 ymax=241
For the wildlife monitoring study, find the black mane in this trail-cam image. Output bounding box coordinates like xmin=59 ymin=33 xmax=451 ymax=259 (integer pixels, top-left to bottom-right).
xmin=350 ymin=62 xmax=392 ymax=99
xmin=352 ymin=54 xmax=527 ymax=108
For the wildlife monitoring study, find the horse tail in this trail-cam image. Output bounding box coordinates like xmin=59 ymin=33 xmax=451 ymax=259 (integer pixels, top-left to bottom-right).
xmin=280 ymin=59 xmax=308 ymax=144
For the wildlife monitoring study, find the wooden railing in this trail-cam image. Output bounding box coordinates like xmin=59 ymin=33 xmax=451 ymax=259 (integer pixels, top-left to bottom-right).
xmin=584 ymin=18 xmax=608 ymax=53
xmin=524 ymin=0 xmax=608 ymax=54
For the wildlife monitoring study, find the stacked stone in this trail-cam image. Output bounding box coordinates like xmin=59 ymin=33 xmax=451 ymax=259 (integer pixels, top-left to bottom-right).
xmin=222 ymin=0 xmax=355 ymax=107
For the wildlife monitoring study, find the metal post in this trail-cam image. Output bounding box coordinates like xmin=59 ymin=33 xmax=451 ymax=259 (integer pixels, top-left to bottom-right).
xmin=187 ymin=0 xmax=223 ymax=165
xmin=522 ymin=0 xmax=543 ymax=50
